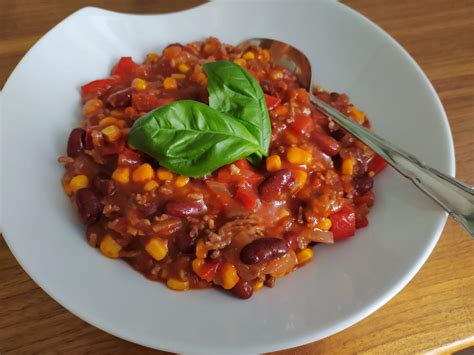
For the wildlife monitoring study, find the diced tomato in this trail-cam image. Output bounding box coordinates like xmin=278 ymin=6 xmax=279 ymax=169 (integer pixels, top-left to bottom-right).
xmin=264 ymin=94 xmax=281 ymax=110
xmin=367 ymin=154 xmax=388 ymax=175
xmin=356 ymin=216 xmax=369 ymax=229
xmin=111 ymin=56 xmax=138 ymax=77
xmin=132 ymin=94 xmax=175 ymax=112
xmin=80 ymin=79 xmax=114 ymax=97
xmin=118 ymin=148 xmax=142 ymax=166
xmin=329 ymin=205 xmax=356 ymax=239
xmin=235 ymin=187 xmax=259 ymax=210
xmin=290 ymin=114 xmax=314 ymax=136
xmin=198 ymin=260 xmax=220 ymax=282
xmin=233 ymin=158 xmax=251 ymax=171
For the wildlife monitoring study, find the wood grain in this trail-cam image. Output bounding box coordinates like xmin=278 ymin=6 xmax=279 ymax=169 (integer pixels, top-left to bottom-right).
xmin=1 ymin=0 xmax=473 ymax=353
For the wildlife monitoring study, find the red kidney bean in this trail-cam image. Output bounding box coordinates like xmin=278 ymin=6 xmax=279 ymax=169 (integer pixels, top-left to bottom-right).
xmin=240 ymin=237 xmax=289 ymax=265
xmin=232 ymin=279 xmax=253 ymax=299
xmin=353 ymin=176 xmax=374 ymax=196
xmin=258 ymin=169 xmax=294 ymax=201
xmin=75 ymin=188 xmax=102 ymax=224
xmin=131 ymin=252 xmax=155 ymax=273
xmin=93 ymin=174 xmax=116 ymax=196
xmin=137 ymin=201 xmax=158 ymax=217
xmin=107 ymin=87 xmax=132 ymax=108
xmin=67 ymin=128 xmax=86 ymax=157
xmin=165 ymin=200 xmax=207 ymax=218
xmin=176 ymin=235 xmax=197 ymax=254
xmin=312 ymin=132 xmax=341 ymax=156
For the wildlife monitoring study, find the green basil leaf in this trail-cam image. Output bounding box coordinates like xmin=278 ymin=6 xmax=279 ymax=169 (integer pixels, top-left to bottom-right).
xmin=204 ymin=61 xmax=271 ymax=160
xmin=128 ymin=100 xmax=261 ymax=177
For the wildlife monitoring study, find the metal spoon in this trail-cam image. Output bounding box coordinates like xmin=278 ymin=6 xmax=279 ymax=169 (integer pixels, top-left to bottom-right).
xmin=239 ymin=38 xmax=474 ymax=236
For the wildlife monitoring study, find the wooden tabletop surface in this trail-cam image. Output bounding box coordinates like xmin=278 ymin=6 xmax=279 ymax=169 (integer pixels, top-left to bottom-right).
xmin=1 ymin=0 xmax=473 ymax=353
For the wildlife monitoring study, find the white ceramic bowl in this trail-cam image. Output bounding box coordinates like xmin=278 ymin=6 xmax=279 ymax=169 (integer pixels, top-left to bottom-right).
xmin=0 ymin=1 xmax=454 ymax=353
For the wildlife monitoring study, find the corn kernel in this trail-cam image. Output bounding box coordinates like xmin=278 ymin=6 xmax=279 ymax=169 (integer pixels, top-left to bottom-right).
xmin=69 ymin=175 xmax=89 ymax=192
xmin=132 ymin=78 xmax=147 ymax=91
xmin=116 ymin=120 xmax=127 ymax=128
xmin=196 ymin=72 xmax=208 ymax=85
xmin=192 ymin=258 xmax=205 ymax=275
xmin=219 ymin=262 xmax=239 ymax=290
xmin=101 ymin=125 xmax=121 ymax=142
xmin=253 ymin=279 xmax=264 ymax=292
xmin=175 ymin=175 xmax=190 ymax=187
xmin=350 ymin=106 xmax=365 ymax=124
xmin=278 ymin=208 xmax=290 ymax=220
xmin=144 ymin=180 xmax=159 ymax=191
xmin=156 ymin=168 xmax=174 ymax=181
xmin=145 ymin=238 xmax=168 ymax=261
xmin=146 ymin=52 xmax=159 ymax=63
xmin=167 ymin=278 xmax=189 ymax=291
xmin=287 ymin=147 xmax=312 ymax=165
xmin=293 ymin=170 xmax=308 ymax=187
xmin=274 ymin=105 xmax=289 ymax=116
xmin=132 ymin=163 xmax=154 ymax=183
xmin=233 ymin=58 xmax=246 ymax=67
xmin=203 ymin=42 xmax=216 ymax=54
xmin=270 ymin=70 xmax=284 ymax=80
xmin=260 ymin=49 xmax=271 ymax=62
xmin=82 ymin=99 xmax=102 ymax=115
xmin=62 ymin=179 xmax=72 ymax=196
xmin=100 ymin=234 xmax=122 ymax=258
xmin=317 ymin=217 xmax=332 ymax=231
xmin=342 ymin=157 xmax=355 ymax=176
xmin=266 ymin=155 xmax=282 ymax=172
xmin=171 ymin=73 xmax=186 ymax=80
xmin=112 ymin=166 xmax=130 ymax=184
xmin=178 ymin=63 xmax=190 ymax=73
xmin=99 ymin=116 xmax=117 ymax=126
xmin=243 ymin=51 xmax=255 ymax=60
xmin=163 ymin=77 xmax=178 ymax=90
xmin=196 ymin=239 xmax=207 ymax=259
xmin=297 ymin=248 xmax=314 ymax=264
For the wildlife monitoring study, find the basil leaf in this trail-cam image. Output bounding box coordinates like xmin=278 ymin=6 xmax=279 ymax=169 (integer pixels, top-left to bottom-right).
xmin=204 ymin=61 xmax=271 ymax=160
xmin=128 ymin=100 xmax=260 ymax=177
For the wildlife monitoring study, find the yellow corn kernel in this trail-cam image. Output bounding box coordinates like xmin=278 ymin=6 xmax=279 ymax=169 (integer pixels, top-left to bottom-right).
xmin=253 ymin=279 xmax=264 ymax=292
xmin=270 ymin=70 xmax=283 ymax=80
xmin=100 ymin=234 xmax=122 ymax=258
xmin=175 ymin=176 xmax=190 ymax=187
xmin=297 ymin=248 xmax=314 ymax=264
xmin=260 ymin=49 xmax=271 ymax=61
xmin=156 ymin=168 xmax=174 ymax=181
xmin=132 ymin=78 xmax=147 ymax=91
xmin=69 ymin=175 xmax=89 ymax=193
xmin=350 ymin=106 xmax=365 ymax=124
xmin=171 ymin=73 xmax=186 ymax=80
xmin=196 ymin=72 xmax=208 ymax=85
xmin=266 ymin=155 xmax=282 ymax=172
xmin=274 ymin=105 xmax=289 ymax=116
xmin=192 ymin=258 xmax=205 ymax=275
xmin=145 ymin=238 xmax=168 ymax=261
xmin=203 ymin=42 xmax=216 ymax=54
xmin=219 ymin=262 xmax=239 ymax=290
xmin=178 ymin=63 xmax=191 ymax=73
xmin=132 ymin=163 xmax=154 ymax=183
xmin=146 ymin=52 xmax=159 ymax=63
xmin=163 ymin=77 xmax=178 ymax=90
xmin=342 ymin=157 xmax=355 ymax=176
xmin=82 ymin=99 xmax=102 ymax=115
xmin=112 ymin=166 xmax=130 ymax=184
xmin=233 ymin=58 xmax=246 ymax=67
xmin=287 ymin=147 xmax=312 ymax=165
xmin=278 ymin=208 xmax=290 ymax=220
xmin=167 ymin=278 xmax=189 ymax=291
xmin=62 ymin=179 xmax=72 ymax=196
xmin=317 ymin=217 xmax=332 ymax=231
xmin=293 ymin=170 xmax=308 ymax=187
xmin=99 ymin=116 xmax=117 ymax=126
xmin=144 ymin=180 xmax=159 ymax=192
xmin=196 ymin=239 xmax=207 ymax=259
xmin=101 ymin=125 xmax=121 ymax=142
xmin=243 ymin=51 xmax=255 ymax=60
xmin=116 ymin=120 xmax=127 ymax=128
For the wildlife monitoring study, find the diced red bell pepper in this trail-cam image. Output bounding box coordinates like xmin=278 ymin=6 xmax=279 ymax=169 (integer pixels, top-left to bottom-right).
xmin=235 ymin=187 xmax=259 ymax=210
xmin=367 ymin=154 xmax=388 ymax=175
xmin=81 ymin=79 xmax=114 ymax=97
xmin=111 ymin=56 xmax=138 ymax=77
xmin=264 ymin=94 xmax=281 ymax=110
xmin=198 ymin=261 xmax=220 ymax=282
xmin=329 ymin=205 xmax=356 ymax=239
xmin=290 ymin=114 xmax=314 ymax=136
xmin=356 ymin=216 xmax=369 ymax=229
xmin=132 ymin=94 xmax=175 ymax=113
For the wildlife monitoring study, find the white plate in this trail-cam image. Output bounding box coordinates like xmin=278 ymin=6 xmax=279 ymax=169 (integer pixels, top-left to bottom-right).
xmin=0 ymin=1 xmax=455 ymax=353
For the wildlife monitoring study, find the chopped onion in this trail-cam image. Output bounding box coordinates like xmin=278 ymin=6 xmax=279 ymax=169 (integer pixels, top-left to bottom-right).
xmin=300 ymin=228 xmax=334 ymax=244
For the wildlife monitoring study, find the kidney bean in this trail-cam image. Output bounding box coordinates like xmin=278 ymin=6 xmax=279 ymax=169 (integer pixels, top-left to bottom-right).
xmin=312 ymin=132 xmax=341 ymax=156
xmin=353 ymin=176 xmax=374 ymax=196
xmin=137 ymin=201 xmax=158 ymax=217
xmin=232 ymin=279 xmax=253 ymax=299
xmin=131 ymin=253 xmax=155 ymax=273
xmin=75 ymin=188 xmax=102 ymax=224
xmin=258 ymin=170 xmax=294 ymax=201
xmin=67 ymin=128 xmax=86 ymax=157
xmin=107 ymin=87 xmax=132 ymax=108
xmin=176 ymin=235 xmax=196 ymax=254
xmin=240 ymin=237 xmax=289 ymax=265
xmin=93 ymin=174 xmax=116 ymax=196
xmin=165 ymin=200 xmax=207 ymax=218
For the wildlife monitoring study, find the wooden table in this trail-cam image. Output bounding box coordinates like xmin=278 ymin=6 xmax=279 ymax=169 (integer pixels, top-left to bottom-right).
xmin=1 ymin=0 xmax=473 ymax=353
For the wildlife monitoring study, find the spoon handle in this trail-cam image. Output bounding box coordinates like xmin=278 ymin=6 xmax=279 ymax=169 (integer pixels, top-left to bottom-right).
xmin=310 ymin=94 xmax=474 ymax=236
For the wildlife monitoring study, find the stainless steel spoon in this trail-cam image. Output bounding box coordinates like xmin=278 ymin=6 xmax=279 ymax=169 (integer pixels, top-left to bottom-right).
xmin=239 ymin=38 xmax=474 ymax=236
